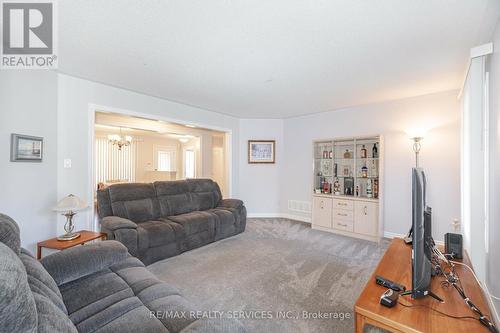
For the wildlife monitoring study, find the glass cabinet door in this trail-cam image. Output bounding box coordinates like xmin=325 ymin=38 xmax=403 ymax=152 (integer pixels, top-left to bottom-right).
xmin=355 ymin=138 xmax=379 ymax=199
xmin=333 ymin=140 xmax=355 ymax=196
xmin=313 ymin=141 xmax=334 ymax=194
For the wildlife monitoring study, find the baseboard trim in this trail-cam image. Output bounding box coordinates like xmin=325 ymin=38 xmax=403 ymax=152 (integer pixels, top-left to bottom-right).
xmin=383 ymin=231 xmax=444 ymax=246
xmin=247 ymin=213 xmax=311 ymax=223
xmin=484 ymin=284 xmax=500 ymax=327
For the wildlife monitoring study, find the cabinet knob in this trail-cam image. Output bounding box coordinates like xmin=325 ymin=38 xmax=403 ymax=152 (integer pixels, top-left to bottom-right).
xmin=320 ymin=201 xmax=324 ymax=209
xmin=364 ymin=206 xmax=368 ymax=215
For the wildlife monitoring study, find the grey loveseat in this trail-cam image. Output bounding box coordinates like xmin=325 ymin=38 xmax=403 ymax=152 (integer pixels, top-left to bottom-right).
xmin=0 ymin=214 xmax=246 ymax=333
xmin=97 ymin=179 xmax=246 ymax=265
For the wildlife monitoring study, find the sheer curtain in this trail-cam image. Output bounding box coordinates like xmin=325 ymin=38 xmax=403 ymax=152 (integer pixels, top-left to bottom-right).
xmin=94 ymin=137 xmax=137 ymax=190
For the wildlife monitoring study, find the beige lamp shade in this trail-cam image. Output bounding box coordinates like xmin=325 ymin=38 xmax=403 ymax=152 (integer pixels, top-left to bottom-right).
xmin=53 ymin=194 xmax=88 ymax=212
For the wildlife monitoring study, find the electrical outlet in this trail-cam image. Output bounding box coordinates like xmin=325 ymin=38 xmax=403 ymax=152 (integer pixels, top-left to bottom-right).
xmin=63 ymin=159 xmax=72 ymax=169
xmin=451 ymin=218 xmax=461 ymax=232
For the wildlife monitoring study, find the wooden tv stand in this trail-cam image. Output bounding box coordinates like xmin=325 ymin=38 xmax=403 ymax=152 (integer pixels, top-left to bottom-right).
xmin=354 ymin=238 xmax=494 ymax=333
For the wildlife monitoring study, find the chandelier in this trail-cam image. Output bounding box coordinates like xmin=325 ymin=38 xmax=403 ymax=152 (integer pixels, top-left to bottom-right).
xmin=108 ymin=128 xmax=132 ymax=150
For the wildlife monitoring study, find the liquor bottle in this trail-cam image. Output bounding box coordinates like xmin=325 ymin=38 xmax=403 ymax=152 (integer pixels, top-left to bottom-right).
xmin=323 ymin=180 xmax=330 ymax=194
xmin=355 ymin=185 xmax=360 ymax=197
xmin=361 ymin=165 xmax=368 ymax=178
xmin=343 ymin=149 xmax=351 ymax=158
xmin=372 ymin=143 xmax=378 ymax=158
xmin=366 ymin=180 xmax=373 ymax=198
xmin=329 ymin=150 xmax=333 ymax=159
xmin=361 ymin=145 xmax=367 ymax=158
xmin=373 ymin=178 xmax=379 ymax=199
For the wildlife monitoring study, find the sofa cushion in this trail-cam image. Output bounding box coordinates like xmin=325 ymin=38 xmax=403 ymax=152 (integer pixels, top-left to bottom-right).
xmin=187 ymin=179 xmax=222 ymax=211
xmin=155 ymin=180 xmax=195 ymax=216
xmin=20 ymin=249 xmax=67 ymax=314
xmin=154 ymin=179 xmax=222 ymax=216
xmin=207 ymin=208 xmax=239 ymax=240
xmin=137 ymin=220 xmax=181 ymax=248
xmin=33 ymin=292 xmax=78 ymax=333
xmin=0 ymin=213 xmax=21 ymax=254
xmin=166 ymin=211 xmax=216 ymax=236
xmin=0 ymin=243 xmax=38 ymax=333
xmin=108 ymin=183 xmax=160 ymax=222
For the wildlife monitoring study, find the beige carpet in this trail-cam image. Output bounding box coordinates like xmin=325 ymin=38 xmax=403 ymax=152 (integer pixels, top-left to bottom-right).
xmin=148 ymin=218 xmax=389 ymax=333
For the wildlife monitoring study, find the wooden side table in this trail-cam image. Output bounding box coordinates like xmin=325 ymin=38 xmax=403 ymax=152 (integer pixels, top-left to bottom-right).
xmin=37 ymin=230 xmax=107 ymax=259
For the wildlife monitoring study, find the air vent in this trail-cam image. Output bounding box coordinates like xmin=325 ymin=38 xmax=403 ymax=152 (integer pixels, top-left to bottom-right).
xmin=288 ymin=200 xmax=311 ymax=213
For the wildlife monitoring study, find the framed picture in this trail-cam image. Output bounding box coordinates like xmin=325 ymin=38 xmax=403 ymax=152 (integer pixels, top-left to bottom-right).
xmin=248 ymin=140 xmax=275 ymax=164
xmin=10 ymin=134 xmax=43 ymax=162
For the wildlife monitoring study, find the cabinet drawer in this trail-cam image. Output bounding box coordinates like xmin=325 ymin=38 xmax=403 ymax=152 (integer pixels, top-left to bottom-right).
xmin=333 ymin=219 xmax=354 ymax=232
xmin=333 ymin=209 xmax=354 ymax=221
xmin=312 ymin=197 xmax=332 ymax=229
xmin=333 ymin=199 xmax=353 ymax=210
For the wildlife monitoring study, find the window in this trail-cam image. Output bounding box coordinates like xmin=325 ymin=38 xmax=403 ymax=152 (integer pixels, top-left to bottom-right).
xmin=184 ymin=149 xmax=195 ymax=178
xmin=157 ymin=150 xmax=174 ymax=171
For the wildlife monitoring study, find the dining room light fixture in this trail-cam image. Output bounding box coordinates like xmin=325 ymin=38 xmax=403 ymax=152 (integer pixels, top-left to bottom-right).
xmin=108 ymin=127 xmax=132 ymax=150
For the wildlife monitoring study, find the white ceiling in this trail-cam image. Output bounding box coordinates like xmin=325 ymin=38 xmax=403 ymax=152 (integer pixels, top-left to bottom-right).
xmin=59 ymin=1 xmax=499 ymax=118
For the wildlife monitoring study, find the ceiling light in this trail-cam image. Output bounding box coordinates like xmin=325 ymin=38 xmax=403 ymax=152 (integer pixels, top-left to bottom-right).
xmin=179 ymin=138 xmax=189 ymax=143
xmin=185 ymin=124 xmax=196 ymax=128
xmin=108 ymin=128 xmax=132 ymax=150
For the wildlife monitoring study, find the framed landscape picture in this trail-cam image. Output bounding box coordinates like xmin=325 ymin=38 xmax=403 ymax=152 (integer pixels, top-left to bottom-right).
xmin=248 ymin=140 xmax=275 ymax=164
xmin=10 ymin=134 xmax=43 ymax=162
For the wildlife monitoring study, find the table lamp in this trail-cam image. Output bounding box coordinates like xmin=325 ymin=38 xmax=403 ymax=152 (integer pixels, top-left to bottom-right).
xmin=53 ymin=194 xmax=88 ymax=241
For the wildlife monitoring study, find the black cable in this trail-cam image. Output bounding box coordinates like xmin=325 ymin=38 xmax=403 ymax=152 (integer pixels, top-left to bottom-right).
xmin=397 ymin=299 xmax=477 ymax=320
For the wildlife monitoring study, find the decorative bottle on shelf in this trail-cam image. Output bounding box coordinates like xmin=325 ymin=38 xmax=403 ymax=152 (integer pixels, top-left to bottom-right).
xmin=355 ymin=185 xmax=360 ymax=197
xmin=343 ymin=150 xmax=351 ymax=158
xmin=361 ymin=165 xmax=368 ymax=178
xmin=373 ymin=178 xmax=379 ymax=199
xmin=366 ymin=180 xmax=373 ymax=198
xmin=333 ymin=178 xmax=341 ymax=195
xmin=323 ymin=180 xmax=330 ymax=194
xmin=360 ymin=145 xmax=367 ymax=158
xmin=372 ymin=143 xmax=378 ymax=158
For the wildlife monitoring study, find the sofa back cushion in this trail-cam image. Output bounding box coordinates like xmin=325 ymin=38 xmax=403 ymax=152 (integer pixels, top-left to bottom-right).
xmin=0 ymin=213 xmax=21 ymax=254
xmin=0 ymin=242 xmax=38 ymax=333
xmin=154 ymin=179 xmax=222 ymax=216
xmin=107 ymin=183 xmax=161 ymax=222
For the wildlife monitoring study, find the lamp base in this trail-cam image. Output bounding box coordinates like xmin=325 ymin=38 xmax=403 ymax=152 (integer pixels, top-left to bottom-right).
xmin=57 ymin=232 xmax=81 ymax=241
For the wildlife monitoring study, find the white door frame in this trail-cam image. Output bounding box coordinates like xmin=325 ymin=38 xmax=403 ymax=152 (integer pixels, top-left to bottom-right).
xmin=87 ymin=103 xmax=233 ymax=231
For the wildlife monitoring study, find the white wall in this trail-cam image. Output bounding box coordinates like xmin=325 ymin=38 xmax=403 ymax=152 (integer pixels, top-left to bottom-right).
xmin=0 ymin=71 xmax=58 ymax=253
xmin=281 ymin=90 xmax=461 ymax=241
xmin=239 ymin=119 xmax=284 ymax=215
xmin=486 ymin=19 xmax=500 ymax=320
xmin=57 ymin=74 xmax=240 ymax=232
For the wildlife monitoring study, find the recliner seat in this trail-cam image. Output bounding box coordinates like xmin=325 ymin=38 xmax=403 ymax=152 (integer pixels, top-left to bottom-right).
xmin=98 ymin=179 xmax=246 ymax=265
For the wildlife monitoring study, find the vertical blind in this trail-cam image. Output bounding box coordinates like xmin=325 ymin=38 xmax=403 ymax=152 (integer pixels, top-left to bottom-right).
xmin=95 ymin=138 xmax=137 ymax=189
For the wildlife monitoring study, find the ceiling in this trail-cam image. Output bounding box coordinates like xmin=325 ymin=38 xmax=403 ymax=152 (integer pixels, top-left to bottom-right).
xmin=59 ymin=1 xmax=499 ymax=118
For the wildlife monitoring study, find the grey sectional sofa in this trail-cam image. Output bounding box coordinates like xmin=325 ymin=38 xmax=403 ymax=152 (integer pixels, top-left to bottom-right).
xmin=97 ymin=179 xmax=246 ymax=265
xmin=0 ymin=214 xmax=246 ymax=333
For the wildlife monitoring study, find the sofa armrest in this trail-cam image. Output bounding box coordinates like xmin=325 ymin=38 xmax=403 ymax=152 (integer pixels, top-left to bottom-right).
xmin=218 ymin=199 xmax=244 ymax=210
xmin=41 ymin=240 xmax=128 ymax=286
xmin=101 ymin=216 xmax=137 ymax=231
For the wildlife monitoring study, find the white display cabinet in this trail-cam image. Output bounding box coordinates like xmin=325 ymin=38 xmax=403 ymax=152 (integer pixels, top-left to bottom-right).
xmin=312 ymin=136 xmax=382 ymax=242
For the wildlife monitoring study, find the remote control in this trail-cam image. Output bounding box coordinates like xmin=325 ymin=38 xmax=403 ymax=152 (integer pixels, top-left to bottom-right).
xmin=375 ymin=275 xmax=406 ymax=292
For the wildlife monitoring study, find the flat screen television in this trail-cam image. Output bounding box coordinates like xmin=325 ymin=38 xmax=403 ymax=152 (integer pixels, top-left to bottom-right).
xmin=409 ymin=168 xmax=440 ymax=300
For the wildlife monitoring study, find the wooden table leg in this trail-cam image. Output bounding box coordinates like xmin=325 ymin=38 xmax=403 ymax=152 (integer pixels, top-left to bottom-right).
xmin=37 ymin=245 xmax=42 ymax=260
xmin=355 ymin=312 xmax=365 ymax=333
